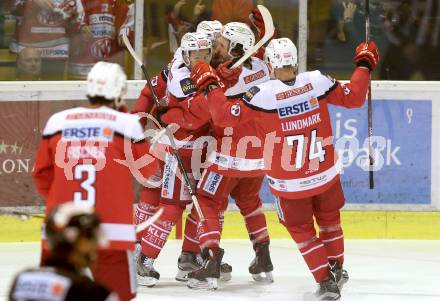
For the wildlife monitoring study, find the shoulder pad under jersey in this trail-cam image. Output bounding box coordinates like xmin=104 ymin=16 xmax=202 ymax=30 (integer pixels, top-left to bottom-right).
xmin=308 ymin=70 xmax=337 ymax=99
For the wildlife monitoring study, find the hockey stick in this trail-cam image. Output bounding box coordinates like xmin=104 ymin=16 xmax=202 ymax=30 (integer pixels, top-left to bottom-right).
xmin=122 ymin=34 xmax=205 ymax=221
xmin=0 ymin=207 xmax=163 ymax=233
xmin=135 ymin=207 xmax=164 ymax=233
xmin=231 ymin=5 xmax=275 ymax=68
xmin=365 ymin=0 xmax=374 ymax=189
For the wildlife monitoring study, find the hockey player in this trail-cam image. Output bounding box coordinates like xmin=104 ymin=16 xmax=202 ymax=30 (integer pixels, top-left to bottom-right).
xmin=32 ymin=61 xmax=159 ymax=301
xmin=170 ymin=22 xmax=275 ymax=290
xmin=135 ymin=32 xmax=225 ymax=287
xmin=9 ymin=203 xmax=119 ymax=301
xmin=189 ymin=37 xmax=380 ymax=300
xmin=133 ymin=21 xmax=238 ymax=285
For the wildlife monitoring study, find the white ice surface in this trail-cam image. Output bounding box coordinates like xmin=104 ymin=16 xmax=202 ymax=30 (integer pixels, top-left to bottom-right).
xmin=1 ymin=239 xmax=440 ymax=301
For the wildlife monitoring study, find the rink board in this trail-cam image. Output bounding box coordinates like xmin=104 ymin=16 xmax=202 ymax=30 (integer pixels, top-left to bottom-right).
xmin=0 ymin=80 xmax=438 ymax=211
xmin=2 ymin=210 xmax=440 ymax=242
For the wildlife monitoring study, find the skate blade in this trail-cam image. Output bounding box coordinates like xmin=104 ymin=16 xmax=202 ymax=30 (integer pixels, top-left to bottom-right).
xmin=220 ymin=271 xmax=232 ymax=282
xmin=175 ymin=269 xmax=190 ymax=282
xmin=137 ymin=275 xmax=158 ymax=288
xmin=187 ymin=277 xmax=218 ymax=290
xmin=251 ymin=271 xmax=274 ymax=283
xmin=303 ymin=292 xmax=341 ymax=301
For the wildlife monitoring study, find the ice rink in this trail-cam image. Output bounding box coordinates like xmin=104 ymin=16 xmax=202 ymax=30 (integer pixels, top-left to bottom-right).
xmin=1 ymin=239 xmax=439 ymax=301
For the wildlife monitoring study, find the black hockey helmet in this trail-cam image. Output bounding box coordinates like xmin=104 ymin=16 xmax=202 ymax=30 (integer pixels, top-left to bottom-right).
xmin=45 ymin=202 xmax=106 ymax=252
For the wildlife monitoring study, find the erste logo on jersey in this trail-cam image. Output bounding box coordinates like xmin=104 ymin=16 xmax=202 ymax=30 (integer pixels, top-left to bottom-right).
xmin=277 ymin=97 xmax=319 ymax=119
xmin=62 ymin=126 xmax=114 ymax=141
xmin=180 ymin=78 xmax=197 ymax=95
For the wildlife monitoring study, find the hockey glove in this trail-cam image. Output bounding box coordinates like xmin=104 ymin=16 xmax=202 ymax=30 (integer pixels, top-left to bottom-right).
xmin=216 ymin=60 xmax=242 ymax=89
xmin=249 ymin=8 xmax=276 ymax=40
xmin=191 ymin=62 xmax=220 ymax=91
xmin=354 ymin=41 xmax=380 ymax=71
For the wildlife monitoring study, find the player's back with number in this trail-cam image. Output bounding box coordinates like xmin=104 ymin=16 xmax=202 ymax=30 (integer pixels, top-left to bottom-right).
xmin=247 ymin=70 xmax=347 ymax=199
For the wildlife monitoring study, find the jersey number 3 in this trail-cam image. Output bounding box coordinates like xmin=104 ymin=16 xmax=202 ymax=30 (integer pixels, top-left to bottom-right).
xmin=286 ymin=129 xmax=326 ymax=169
xmin=73 ymin=165 xmax=96 ymax=207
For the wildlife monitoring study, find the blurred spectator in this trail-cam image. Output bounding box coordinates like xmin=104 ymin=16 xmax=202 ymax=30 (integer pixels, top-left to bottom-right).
xmin=16 ymin=47 xmax=42 ymax=80
xmin=211 ymin=0 xmax=259 ymax=25
xmin=67 ymin=0 xmax=134 ymax=79
xmin=9 ymin=0 xmax=77 ymax=80
xmin=380 ymin=0 xmax=440 ymax=80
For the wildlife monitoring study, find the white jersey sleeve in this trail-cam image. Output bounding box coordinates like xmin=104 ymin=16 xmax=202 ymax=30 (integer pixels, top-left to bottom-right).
xmin=308 ymin=70 xmax=338 ymax=99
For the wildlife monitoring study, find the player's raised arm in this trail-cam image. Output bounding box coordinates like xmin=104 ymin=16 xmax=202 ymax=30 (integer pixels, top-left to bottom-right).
xmin=323 ymin=41 xmax=380 ymax=108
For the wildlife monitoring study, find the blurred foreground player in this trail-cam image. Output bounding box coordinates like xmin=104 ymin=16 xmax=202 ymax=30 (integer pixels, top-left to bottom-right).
xmin=190 ymin=37 xmax=380 ymax=299
xmin=9 ymin=202 xmax=119 ymax=301
xmin=32 ymin=62 xmax=159 ymax=300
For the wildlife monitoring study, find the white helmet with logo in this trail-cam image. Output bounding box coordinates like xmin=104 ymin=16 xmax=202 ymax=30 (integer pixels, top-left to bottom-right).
xmin=264 ymin=38 xmax=298 ymax=69
xmin=196 ymin=20 xmax=223 ymax=41
xmin=221 ymin=22 xmax=255 ymax=57
xmin=180 ymin=32 xmax=212 ymax=66
xmin=87 ymin=61 xmax=127 ymax=106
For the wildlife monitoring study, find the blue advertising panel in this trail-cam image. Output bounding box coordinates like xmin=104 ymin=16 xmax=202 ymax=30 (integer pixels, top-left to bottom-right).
xmin=255 ymin=99 xmax=432 ymax=205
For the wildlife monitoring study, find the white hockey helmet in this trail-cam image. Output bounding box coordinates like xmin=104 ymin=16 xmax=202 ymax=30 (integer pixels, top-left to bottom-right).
xmin=221 ymin=22 xmax=255 ymax=57
xmin=264 ymin=38 xmax=298 ymax=69
xmin=87 ymin=61 xmax=127 ymax=106
xmin=196 ymin=20 xmax=223 ymax=41
xmin=180 ymin=32 xmax=212 ymax=66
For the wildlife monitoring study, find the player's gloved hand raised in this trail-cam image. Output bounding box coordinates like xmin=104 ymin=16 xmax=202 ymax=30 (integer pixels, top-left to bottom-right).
xmin=191 ymin=61 xmax=220 ymax=91
xmin=249 ymin=8 xmax=276 ymax=40
xmin=216 ymin=60 xmax=242 ymax=89
xmin=354 ymin=41 xmax=380 ymax=71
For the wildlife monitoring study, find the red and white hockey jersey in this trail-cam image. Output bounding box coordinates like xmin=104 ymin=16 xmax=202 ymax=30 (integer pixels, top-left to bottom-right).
xmin=68 ymin=0 xmax=134 ymax=78
xmin=206 ymin=67 xmax=370 ymax=198
xmin=33 ymin=106 xmax=159 ymax=250
xmin=10 ymin=0 xmax=72 ymax=59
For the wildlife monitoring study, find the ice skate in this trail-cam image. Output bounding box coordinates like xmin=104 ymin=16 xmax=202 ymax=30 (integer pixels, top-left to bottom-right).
xmin=220 ymin=261 xmax=232 ymax=281
xmin=137 ymin=253 xmax=160 ymax=287
xmin=249 ymin=241 xmax=274 ymax=283
xmin=133 ymin=241 xmax=141 ymax=264
xmin=303 ymin=278 xmax=341 ymax=301
xmin=187 ymin=248 xmax=224 ymax=290
xmin=175 ymin=251 xmax=204 ymax=282
xmin=329 ymin=260 xmax=349 ymax=289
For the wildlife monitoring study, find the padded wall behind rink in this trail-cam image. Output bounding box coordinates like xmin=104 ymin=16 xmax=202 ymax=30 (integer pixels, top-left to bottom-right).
xmin=0 ymin=81 xmax=439 ymax=240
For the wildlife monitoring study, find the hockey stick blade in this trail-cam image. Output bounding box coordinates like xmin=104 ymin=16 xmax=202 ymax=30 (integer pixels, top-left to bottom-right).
xmin=135 ymin=207 xmax=164 ymax=233
xmin=231 ymin=5 xmax=274 ymax=69
xmin=122 ymin=34 xmax=143 ymax=68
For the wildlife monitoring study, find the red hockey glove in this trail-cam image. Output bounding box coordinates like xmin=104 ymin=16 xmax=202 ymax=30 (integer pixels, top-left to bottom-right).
xmin=249 ymin=8 xmax=265 ymax=38
xmin=216 ymin=60 xmax=242 ymax=89
xmin=191 ymin=61 xmax=219 ymax=91
xmin=354 ymin=41 xmax=380 ymax=71
xmin=249 ymin=8 xmax=276 ymax=40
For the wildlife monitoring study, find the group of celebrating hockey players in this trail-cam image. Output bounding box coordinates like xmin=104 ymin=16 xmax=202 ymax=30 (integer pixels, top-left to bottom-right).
xmin=9 ymin=6 xmax=380 ymax=301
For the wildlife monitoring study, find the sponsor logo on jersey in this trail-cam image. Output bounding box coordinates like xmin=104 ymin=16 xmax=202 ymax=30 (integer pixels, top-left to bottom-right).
xmin=37 ymin=10 xmax=63 ymax=26
xmin=180 ymin=78 xmax=197 ymax=95
xmin=203 ymin=172 xmax=223 ymax=195
xmin=242 ymin=86 xmax=260 ymax=103
xmin=230 ymin=104 xmax=241 ymax=116
xmin=91 ymin=38 xmax=112 ymax=59
xmin=13 ymin=272 xmax=70 ymax=301
xmin=89 ymin=14 xmax=116 ymax=25
xmin=276 ymin=83 xmax=313 ymax=100
xmin=243 ymin=70 xmax=266 ymax=84
xmin=277 ymin=97 xmax=319 ymax=119
xmin=62 ymin=127 xmax=113 ymax=140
